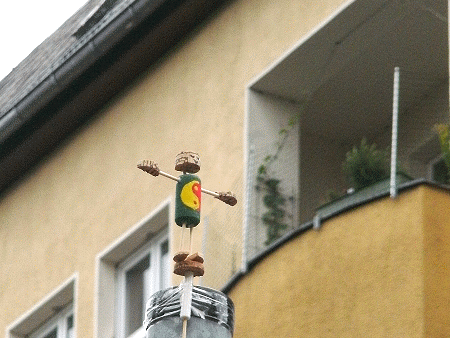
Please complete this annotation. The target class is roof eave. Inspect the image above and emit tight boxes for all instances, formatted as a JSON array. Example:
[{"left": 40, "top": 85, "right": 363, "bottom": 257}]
[{"left": 0, "top": 0, "right": 229, "bottom": 195}]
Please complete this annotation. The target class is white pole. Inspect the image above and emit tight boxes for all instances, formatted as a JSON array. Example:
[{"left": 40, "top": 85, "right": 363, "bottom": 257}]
[
  {"left": 390, "top": 67, "right": 400, "bottom": 198},
  {"left": 242, "top": 146, "right": 254, "bottom": 273},
  {"left": 180, "top": 272, "right": 194, "bottom": 338}
]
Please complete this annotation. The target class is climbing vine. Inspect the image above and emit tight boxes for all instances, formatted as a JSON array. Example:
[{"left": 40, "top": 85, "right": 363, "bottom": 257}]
[
  {"left": 256, "top": 115, "right": 298, "bottom": 245},
  {"left": 435, "top": 123, "right": 450, "bottom": 183}
]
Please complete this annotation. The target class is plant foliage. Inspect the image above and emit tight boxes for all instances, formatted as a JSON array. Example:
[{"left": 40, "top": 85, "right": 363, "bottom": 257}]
[
  {"left": 435, "top": 124, "right": 450, "bottom": 182},
  {"left": 343, "top": 138, "right": 389, "bottom": 191},
  {"left": 256, "top": 177, "right": 288, "bottom": 245},
  {"left": 256, "top": 115, "right": 298, "bottom": 246}
]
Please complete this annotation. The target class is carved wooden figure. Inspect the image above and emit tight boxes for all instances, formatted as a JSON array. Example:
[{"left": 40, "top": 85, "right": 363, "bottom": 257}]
[{"left": 137, "top": 151, "right": 237, "bottom": 338}]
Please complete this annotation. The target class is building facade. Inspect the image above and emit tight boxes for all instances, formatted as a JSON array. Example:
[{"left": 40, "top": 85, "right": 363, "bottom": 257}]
[{"left": 1, "top": 0, "right": 448, "bottom": 337}]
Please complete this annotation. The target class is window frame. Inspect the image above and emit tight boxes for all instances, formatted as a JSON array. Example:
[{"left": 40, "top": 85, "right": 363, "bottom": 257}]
[
  {"left": 94, "top": 198, "right": 173, "bottom": 338},
  {"left": 28, "top": 303, "right": 74, "bottom": 338},
  {"left": 115, "top": 230, "right": 169, "bottom": 338},
  {"left": 6, "top": 274, "right": 78, "bottom": 338}
]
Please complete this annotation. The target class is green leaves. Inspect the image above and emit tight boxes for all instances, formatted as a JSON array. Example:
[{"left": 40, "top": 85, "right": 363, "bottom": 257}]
[
  {"left": 259, "top": 178, "right": 288, "bottom": 245},
  {"left": 257, "top": 164, "right": 291, "bottom": 245},
  {"left": 256, "top": 113, "right": 300, "bottom": 246},
  {"left": 279, "top": 128, "right": 288, "bottom": 136},
  {"left": 342, "top": 138, "right": 389, "bottom": 191},
  {"left": 435, "top": 124, "right": 450, "bottom": 182},
  {"left": 258, "top": 164, "right": 267, "bottom": 176}
]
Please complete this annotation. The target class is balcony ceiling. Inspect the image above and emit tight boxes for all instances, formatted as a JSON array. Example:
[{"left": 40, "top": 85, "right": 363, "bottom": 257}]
[{"left": 252, "top": 0, "right": 448, "bottom": 143}]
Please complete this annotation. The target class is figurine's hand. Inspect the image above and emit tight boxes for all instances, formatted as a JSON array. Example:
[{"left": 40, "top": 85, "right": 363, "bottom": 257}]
[
  {"left": 216, "top": 191, "right": 237, "bottom": 206},
  {"left": 137, "top": 160, "right": 160, "bottom": 176}
]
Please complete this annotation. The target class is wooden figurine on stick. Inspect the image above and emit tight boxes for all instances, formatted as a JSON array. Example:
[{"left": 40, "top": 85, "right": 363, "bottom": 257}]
[{"left": 137, "top": 151, "right": 237, "bottom": 338}]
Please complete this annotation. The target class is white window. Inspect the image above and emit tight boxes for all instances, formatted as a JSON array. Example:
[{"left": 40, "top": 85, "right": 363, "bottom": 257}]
[
  {"left": 29, "top": 304, "right": 74, "bottom": 338},
  {"left": 7, "top": 274, "right": 77, "bottom": 338},
  {"left": 116, "top": 232, "right": 169, "bottom": 338},
  {"left": 95, "top": 199, "right": 172, "bottom": 338}
]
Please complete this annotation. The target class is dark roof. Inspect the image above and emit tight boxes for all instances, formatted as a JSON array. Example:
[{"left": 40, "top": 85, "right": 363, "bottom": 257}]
[
  {"left": 0, "top": 0, "right": 228, "bottom": 195},
  {"left": 0, "top": 0, "right": 100, "bottom": 117}
]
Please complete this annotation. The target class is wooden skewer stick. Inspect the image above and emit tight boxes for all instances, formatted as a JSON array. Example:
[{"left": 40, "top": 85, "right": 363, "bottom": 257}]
[
  {"left": 180, "top": 224, "right": 186, "bottom": 252},
  {"left": 137, "top": 161, "right": 237, "bottom": 206},
  {"left": 159, "top": 170, "right": 180, "bottom": 182},
  {"left": 159, "top": 170, "right": 234, "bottom": 202},
  {"left": 182, "top": 318, "right": 187, "bottom": 338},
  {"left": 180, "top": 271, "right": 194, "bottom": 338},
  {"left": 177, "top": 225, "right": 194, "bottom": 338},
  {"left": 189, "top": 227, "right": 193, "bottom": 254}
]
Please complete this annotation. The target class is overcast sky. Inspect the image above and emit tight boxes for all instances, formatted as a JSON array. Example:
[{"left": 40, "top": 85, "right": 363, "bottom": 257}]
[{"left": 0, "top": 0, "right": 88, "bottom": 81}]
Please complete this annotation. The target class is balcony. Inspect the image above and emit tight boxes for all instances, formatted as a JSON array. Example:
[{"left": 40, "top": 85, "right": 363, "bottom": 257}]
[
  {"left": 228, "top": 182, "right": 450, "bottom": 337},
  {"left": 244, "top": 0, "right": 449, "bottom": 263}
]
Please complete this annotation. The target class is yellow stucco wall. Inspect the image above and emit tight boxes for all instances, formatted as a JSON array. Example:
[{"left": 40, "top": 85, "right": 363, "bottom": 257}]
[
  {"left": 423, "top": 187, "right": 450, "bottom": 337},
  {"left": 228, "top": 186, "right": 450, "bottom": 337},
  {"left": 0, "top": 0, "right": 349, "bottom": 337}
]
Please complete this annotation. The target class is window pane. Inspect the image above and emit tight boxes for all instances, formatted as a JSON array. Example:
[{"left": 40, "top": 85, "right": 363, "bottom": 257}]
[
  {"left": 160, "top": 240, "right": 169, "bottom": 289},
  {"left": 43, "top": 328, "right": 57, "bottom": 338},
  {"left": 66, "top": 314, "right": 74, "bottom": 338},
  {"left": 125, "top": 255, "right": 150, "bottom": 336}
]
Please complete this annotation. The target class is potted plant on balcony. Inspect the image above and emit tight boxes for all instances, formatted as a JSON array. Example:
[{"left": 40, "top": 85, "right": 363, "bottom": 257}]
[
  {"left": 342, "top": 138, "right": 390, "bottom": 191},
  {"left": 315, "top": 138, "right": 411, "bottom": 226}
]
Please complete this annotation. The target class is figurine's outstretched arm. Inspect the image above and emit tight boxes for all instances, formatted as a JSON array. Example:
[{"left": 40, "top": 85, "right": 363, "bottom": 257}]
[{"left": 137, "top": 160, "right": 237, "bottom": 206}]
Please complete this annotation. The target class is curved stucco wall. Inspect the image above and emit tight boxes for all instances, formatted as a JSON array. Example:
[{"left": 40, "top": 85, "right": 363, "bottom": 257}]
[
  {"left": 228, "top": 185, "right": 450, "bottom": 337},
  {"left": 0, "top": 0, "right": 349, "bottom": 337}
]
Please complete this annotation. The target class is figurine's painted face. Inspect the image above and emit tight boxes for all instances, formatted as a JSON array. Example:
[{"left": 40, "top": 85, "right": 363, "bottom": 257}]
[{"left": 180, "top": 180, "right": 201, "bottom": 211}]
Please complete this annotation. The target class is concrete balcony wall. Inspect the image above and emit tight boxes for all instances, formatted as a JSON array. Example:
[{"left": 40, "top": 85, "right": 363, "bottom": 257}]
[{"left": 228, "top": 184, "right": 450, "bottom": 337}]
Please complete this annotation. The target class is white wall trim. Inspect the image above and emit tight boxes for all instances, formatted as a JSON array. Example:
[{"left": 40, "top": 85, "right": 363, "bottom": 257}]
[
  {"left": 93, "top": 197, "right": 172, "bottom": 338},
  {"left": 6, "top": 273, "right": 79, "bottom": 338},
  {"left": 247, "top": 0, "right": 357, "bottom": 89}
]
